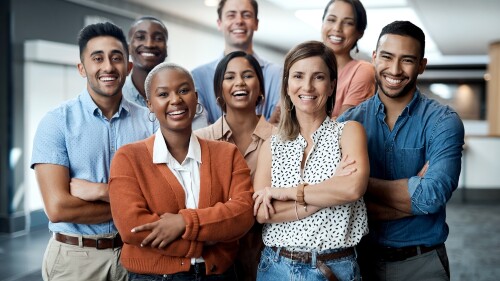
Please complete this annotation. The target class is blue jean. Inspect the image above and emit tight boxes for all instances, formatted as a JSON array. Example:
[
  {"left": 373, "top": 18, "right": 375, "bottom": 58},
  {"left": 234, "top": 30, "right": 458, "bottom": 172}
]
[
  {"left": 128, "top": 264, "right": 237, "bottom": 281},
  {"left": 257, "top": 246, "right": 361, "bottom": 281}
]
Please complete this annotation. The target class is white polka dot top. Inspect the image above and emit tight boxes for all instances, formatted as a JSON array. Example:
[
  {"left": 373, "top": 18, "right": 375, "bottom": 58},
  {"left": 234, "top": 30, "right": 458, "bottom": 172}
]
[{"left": 262, "top": 118, "right": 368, "bottom": 251}]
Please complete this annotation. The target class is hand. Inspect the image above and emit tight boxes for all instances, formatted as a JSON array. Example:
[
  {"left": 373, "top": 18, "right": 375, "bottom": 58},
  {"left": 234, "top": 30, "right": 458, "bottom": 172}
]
[
  {"left": 334, "top": 154, "right": 357, "bottom": 177},
  {"left": 253, "top": 187, "right": 292, "bottom": 219},
  {"left": 131, "top": 213, "right": 186, "bottom": 249},
  {"left": 417, "top": 161, "right": 429, "bottom": 177},
  {"left": 70, "top": 178, "right": 109, "bottom": 202}
]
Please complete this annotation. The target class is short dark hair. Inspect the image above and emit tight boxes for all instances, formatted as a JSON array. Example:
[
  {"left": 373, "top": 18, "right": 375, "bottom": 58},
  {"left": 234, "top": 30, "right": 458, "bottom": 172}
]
[
  {"left": 217, "top": 0, "right": 259, "bottom": 20},
  {"left": 377, "top": 20, "right": 426, "bottom": 59},
  {"left": 128, "top": 16, "right": 169, "bottom": 41},
  {"left": 322, "top": 0, "right": 367, "bottom": 51},
  {"left": 78, "top": 22, "right": 129, "bottom": 60},
  {"left": 213, "top": 51, "right": 265, "bottom": 112}
]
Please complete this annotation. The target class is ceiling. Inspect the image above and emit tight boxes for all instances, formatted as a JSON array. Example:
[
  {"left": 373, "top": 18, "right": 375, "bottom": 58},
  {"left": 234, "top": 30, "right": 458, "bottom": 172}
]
[{"left": 126, "top": 0, "right": 500, "bottom": 66}]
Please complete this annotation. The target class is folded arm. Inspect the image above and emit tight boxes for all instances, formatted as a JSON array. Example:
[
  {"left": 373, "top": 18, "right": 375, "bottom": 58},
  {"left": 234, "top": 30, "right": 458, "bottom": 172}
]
[
  {"left": 253, "top": 121, "right": 370, "bottom": 223},
  {"left": 34, "top": 163, "right": 112, "bottom": 224}
]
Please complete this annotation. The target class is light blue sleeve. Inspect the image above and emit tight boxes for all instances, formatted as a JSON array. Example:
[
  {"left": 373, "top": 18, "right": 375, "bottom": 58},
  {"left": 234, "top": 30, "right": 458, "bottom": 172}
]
[{"left": 30, "top": 110, "right": 69, "bottom": 169}]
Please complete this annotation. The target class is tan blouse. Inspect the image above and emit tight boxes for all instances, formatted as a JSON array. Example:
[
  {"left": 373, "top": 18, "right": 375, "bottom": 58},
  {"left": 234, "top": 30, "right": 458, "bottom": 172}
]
[{"left": 194, "top": 115, "right": 276, "bottom": 178}]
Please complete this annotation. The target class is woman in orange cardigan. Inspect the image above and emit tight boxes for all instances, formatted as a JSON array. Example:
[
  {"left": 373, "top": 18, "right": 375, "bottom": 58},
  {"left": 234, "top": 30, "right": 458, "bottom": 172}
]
[{"left": 109, "top": 62, "right": 254, "bottom": 280}]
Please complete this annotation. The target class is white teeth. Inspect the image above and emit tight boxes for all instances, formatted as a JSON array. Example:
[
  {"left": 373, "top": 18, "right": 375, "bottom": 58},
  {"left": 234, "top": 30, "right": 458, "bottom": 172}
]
[
  {"left": 233, "top": 29, "right": 245, "bottom": 34},
  {"left": 299, "top": 95, "right": 316, "bottom": 100},
  {"left": 168, "top": 110, "right": 186, "bottom": 116},
  {"left": 329, "top": 36, "right": 342, "bottom": 42},
  {"left": 385, "top": 77, "right": 402, "bottom": 84},
  {"left": 141, "top": 52, "right": 155, "bottom": 57},
  {"left": 233, "top": 90, "right": 248, "bottom": 96},
  {"left": 100, "top": 77, "right": 116, "bottom": 82}
]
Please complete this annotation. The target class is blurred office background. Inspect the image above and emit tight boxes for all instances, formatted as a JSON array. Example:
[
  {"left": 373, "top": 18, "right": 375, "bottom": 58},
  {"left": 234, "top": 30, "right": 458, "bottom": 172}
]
[{"left": 1, "top": 0, "right": 500, "bottom": 280}]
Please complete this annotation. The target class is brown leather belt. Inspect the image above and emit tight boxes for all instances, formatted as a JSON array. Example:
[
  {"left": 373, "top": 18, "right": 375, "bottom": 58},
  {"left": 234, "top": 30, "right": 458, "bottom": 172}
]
[
  {"left": 54, "top": 233, "right": 123, "bottom": 249},
  {"left": 378, "top": 243, "right": 443, "bottom": 262},
  {"left": 271, "top": 247, "right": 355, "bottom": 281}
]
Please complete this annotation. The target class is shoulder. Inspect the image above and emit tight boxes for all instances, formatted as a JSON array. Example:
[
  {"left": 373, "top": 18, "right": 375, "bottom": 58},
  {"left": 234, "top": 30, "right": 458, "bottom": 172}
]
[
  {"left": 194, "top": 124, "right": 216, "bottom": 140},
  {"left": 351, "top": 60, "right": 375, "bottom": 77},
  {"left": 199, "top": 137, "right": 238, "bottom": 154},
  {"left": 194, "top": 117, "right": 223, "bottom": 140},
  {"left": 337, "top": 96, "right": 374, "bottom": 122},
  {"left": 418, "top": 94, "right": 464, "bottom": 131},
  {"left": 192, "top": 59, "right": 218, "bottom": 76},
  {"left": 115, "top": 136, "right": 152, "bottom": 159},
  {"left": 255, "top": 118, "right": 277, "bottom": 140}
]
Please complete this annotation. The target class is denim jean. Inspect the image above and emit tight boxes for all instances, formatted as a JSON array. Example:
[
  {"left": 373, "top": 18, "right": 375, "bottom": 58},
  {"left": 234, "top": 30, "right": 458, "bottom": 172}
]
[
  {"left": 128, "top": 264, "right": 237, "bottom": 281},
  {"left": 256, "top": 246, "right": 361, "bottom": 281}
]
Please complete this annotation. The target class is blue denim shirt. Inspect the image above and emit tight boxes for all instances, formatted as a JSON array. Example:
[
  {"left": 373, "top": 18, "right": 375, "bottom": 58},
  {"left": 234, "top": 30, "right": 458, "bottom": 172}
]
[
  {"left": 31, "top": 89, "right": 158, "bottom": 235},
  {"left": 192, "top": 53, "right": 282, "bottom": 123},
  {"left": 338, "top": 90, "right": 464, "bottom": 247}
]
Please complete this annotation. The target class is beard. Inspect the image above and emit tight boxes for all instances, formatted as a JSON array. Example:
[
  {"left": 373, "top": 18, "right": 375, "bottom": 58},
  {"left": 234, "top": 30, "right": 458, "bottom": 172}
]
[{"left": 376, "top": 74, "right": 417, "bottom": 99}]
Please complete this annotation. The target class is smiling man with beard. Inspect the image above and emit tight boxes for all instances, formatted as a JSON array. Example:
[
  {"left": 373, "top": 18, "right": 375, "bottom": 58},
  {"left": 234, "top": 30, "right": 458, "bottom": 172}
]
[
  {"left": 338, "top": 21, "right": 464, "bottom": 281},
  {"left": 124, "top": 16, "right": 208, "bottom": 129}
]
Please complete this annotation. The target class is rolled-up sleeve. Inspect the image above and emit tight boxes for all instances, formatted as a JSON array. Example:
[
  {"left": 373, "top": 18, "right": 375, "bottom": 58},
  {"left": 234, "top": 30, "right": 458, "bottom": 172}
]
[{"left": 409, "top": 112, "right": 464, "bottom": 215}]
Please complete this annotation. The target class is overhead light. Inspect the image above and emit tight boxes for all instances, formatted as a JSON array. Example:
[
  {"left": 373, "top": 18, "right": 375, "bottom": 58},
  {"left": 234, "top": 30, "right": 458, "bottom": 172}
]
[{"left": 204, "top": 0, "right": 218, "bottom": 7}]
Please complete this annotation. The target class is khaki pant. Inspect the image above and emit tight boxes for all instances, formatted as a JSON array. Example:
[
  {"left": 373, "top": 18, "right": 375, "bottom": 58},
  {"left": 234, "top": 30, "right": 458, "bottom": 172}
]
[{"left": 42, "top": 235, "right": 128, "bottom": 281}]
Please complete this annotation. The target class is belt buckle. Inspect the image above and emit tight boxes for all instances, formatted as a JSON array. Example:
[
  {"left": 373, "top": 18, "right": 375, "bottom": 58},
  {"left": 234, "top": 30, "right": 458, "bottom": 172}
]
[{"left": 95, "top": 237, "right": 111, "bottom": 250}]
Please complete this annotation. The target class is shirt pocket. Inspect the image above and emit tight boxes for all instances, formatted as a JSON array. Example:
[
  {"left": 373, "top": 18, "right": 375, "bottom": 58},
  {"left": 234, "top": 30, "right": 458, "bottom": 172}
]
[{"left": 395, "top": 146, "right": 425, "bottom": 177}]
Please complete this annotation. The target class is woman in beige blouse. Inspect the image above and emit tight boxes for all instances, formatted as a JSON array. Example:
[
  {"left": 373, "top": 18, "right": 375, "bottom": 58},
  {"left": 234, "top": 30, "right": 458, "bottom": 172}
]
[{"left": 195, "top": 51, "right": 275, "bottom": 281}]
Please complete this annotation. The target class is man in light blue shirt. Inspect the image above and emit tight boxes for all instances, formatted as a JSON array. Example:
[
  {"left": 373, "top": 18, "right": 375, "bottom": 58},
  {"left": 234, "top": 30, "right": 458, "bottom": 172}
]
[
  {"left": 192, "top": 0, "right": 282, "bottom": 124},
  {"left": 338, "top": 21, "right": 464, "bottom": 281},
  {"left": 30, "top": 22, "right": 158, "bottom": 281}
]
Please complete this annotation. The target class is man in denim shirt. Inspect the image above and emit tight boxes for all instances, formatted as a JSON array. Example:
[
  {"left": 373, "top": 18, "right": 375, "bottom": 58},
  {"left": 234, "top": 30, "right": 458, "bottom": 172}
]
[
  {"left": 31, "top": 22, "right": 158, "bottom": 281},
  {"left": 338, "top": 21, "right": 464, "bottom": 281}
]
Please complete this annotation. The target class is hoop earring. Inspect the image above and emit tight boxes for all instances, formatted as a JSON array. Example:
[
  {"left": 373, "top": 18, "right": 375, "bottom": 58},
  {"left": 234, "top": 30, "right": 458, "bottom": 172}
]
[
  {"left": 257, "top": 94, "right": 265, "bottom": 105},
  {"left": 196, "top": 102, "right": 204, "bottom": 115},
  {"left": 148, "top": 112, "right": 157, "bottom": 122}
]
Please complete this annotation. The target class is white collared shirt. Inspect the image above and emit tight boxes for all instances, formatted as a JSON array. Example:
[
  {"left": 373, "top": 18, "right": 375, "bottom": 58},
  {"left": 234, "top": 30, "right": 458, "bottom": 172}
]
[{"left": 152, "top": 129, "right": 203, "bottom": 263}]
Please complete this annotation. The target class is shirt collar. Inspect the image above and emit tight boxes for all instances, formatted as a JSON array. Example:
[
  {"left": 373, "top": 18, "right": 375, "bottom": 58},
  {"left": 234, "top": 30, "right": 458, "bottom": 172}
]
[
  {"left": 215, "top": 115, "right": 273, "bottom": 141},
  {"left": 373, "top": 88, "right": 422, "bottom": 117},
  {"left": 152, "top": 129, "right": 202, "bottom": 166},
  {"left": 81, "top": 88, "right": 130, "bottom": 118}
]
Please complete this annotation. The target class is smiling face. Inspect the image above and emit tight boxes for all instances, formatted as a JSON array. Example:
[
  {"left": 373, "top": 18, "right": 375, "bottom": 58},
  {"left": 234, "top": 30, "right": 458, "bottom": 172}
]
[
  {"left": 129, "top": 20, "right": 167, "bottom": 72},
  {"left": 221, "top": 56, "right": 261, "bottom": 113},
  {"left": 217, "top": 0, "right": 259, "bottom": 50},
  {"left": 373, "top": 34, "right": 427, "bottom": 101},
  {"left": 147, "top": 68, "right": 198, "bottom": 134},
  {"left": 287, "top": 56, "right": 336, "bottom": 119},
  {"left": 321, "top": 0, "right": 361, "bottom": 56},
  {"left": 78, "top": 36, "right": 132, "bottom": 100}
]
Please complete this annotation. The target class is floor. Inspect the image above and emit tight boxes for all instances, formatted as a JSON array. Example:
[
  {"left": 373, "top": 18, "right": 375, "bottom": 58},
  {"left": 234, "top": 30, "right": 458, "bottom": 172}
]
[{"left": 1, "top": 202, "right": 499, "bottom": 281}]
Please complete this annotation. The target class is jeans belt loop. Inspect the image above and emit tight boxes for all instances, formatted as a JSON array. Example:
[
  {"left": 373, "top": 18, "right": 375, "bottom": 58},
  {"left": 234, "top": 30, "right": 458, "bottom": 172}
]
[
  {"left": 274, "top": 247, "right": 281, "bottom": 262},
  {"left": 311, "top": 250, "right": 317, "bottom": 269},
  {"left": 78, "top": 236, "right": 83, "bottom": 248}
]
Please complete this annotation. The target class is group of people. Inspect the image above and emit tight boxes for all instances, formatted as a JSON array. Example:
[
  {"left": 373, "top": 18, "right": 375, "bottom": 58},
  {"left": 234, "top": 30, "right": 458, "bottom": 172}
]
[{"left": 30, "top": 0, "right": 465, "bottom": 281}]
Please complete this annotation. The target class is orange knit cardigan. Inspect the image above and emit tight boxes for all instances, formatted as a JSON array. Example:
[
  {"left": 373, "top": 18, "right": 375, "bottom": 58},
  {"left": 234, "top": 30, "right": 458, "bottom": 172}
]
[{"left": 109, "top": 135, "right": 255, "bottom": 275}]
